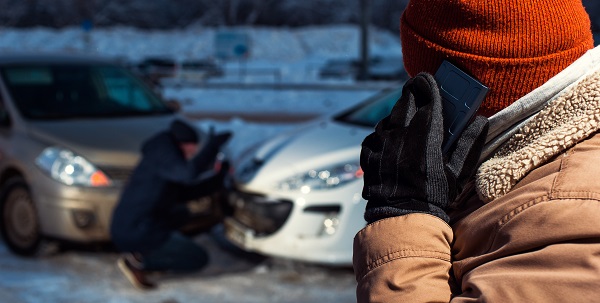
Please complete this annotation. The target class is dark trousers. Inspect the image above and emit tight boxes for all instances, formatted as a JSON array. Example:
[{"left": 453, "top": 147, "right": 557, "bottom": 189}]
[{"left": 141, "top": 232, "right": 209, "bottom": 272}]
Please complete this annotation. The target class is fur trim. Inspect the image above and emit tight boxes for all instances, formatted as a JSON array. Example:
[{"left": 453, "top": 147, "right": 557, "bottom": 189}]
[{"left": 476, "top": 70, "right": 600, "bottom": 202}]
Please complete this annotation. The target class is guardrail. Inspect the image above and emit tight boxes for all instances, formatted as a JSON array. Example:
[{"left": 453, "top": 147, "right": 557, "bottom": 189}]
[{"left": 161, "top": 78, "right": 401, "bottom": 91}]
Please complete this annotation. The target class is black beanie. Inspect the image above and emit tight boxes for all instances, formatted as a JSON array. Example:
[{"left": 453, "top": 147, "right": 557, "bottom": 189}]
[{"left": 170, "top": 119, "right": 198, "bottom": 143}]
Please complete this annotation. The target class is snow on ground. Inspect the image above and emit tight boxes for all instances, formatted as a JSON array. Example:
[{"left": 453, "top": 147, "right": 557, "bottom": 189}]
[
  {"left": 0, "top": 24, "right": 402, "bottom": 65},
  {"left": 0, "top": 229, "right": 357, "bottom": 303}
]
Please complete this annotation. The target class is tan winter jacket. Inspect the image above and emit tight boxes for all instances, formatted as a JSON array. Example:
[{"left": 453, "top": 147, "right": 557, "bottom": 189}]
[{"left": 353, "top": 47, "right": 600, "bottom": 302}]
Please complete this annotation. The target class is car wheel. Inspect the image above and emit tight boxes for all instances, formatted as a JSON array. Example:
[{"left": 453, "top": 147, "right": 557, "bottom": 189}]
[{"left": 0, "top": 177, "right": 55, "bottom": 256}]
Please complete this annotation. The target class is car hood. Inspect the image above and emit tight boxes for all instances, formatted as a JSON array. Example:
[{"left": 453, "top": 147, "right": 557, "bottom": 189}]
[
  {"left": 234, "top": 119, "right": 371, "bottom": 187},
  {"left": 27, "top": 115, "right": 176, "bottom": 167}
]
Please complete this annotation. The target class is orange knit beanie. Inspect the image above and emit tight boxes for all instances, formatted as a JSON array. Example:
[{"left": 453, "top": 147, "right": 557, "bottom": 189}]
[{"left": 400, "top": 0, "right": 594, "bottom": 116}]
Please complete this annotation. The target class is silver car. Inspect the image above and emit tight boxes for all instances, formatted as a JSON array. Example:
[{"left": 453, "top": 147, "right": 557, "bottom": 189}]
[{"left": 0, "top": 53, "right": 182, "bottom": 256}]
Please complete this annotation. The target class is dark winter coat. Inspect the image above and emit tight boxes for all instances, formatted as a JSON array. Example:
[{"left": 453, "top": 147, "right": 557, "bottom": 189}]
[{"left": 110, "top": 131, "right": 222, "bottom": 253}]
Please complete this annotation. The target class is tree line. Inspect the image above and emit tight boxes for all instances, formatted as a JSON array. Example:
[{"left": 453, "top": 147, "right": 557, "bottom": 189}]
[
  {"left": 0, "top": 0, "right": 598, "bottom": 34},
  {"left": 0, "top": 0, "right": 407, "bottom": 33}
]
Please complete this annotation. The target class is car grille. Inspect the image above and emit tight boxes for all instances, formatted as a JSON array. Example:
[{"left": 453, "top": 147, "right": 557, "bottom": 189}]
[
  {"left": 98, "top": 166, "right": 133, "bottom": 185},
  {"left": 228, "top": 190, "right": 293, "bottom": 236}
]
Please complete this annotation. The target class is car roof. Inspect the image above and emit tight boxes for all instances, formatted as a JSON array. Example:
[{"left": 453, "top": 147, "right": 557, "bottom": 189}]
[{"left": 0, "top": 52, "right": 122, "bottom": 66}]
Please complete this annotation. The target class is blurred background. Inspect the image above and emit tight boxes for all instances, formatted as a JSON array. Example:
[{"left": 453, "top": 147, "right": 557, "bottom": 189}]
[
  {"left": 1, "top": 0, "right": 597, "bottom": 89},
  {"left": 0, "top": 0, "right": 598, "bottom": 33},
  {"left": 0, "top": 0, "right": 406, "bottom": 30}
]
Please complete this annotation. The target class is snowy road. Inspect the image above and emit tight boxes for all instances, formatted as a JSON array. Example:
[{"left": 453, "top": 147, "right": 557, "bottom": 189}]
[{"left": 0, "top": 226, "right": 357, "bottom": 303}]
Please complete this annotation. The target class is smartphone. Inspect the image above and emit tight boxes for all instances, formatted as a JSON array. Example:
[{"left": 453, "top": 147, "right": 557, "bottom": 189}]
[{"left": 434, "top": 60, "right": 489, "bottom": 154}]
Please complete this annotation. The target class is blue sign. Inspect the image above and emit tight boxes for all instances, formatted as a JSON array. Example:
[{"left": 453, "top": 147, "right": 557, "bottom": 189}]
[
  {"left": 81, "top": 19, "right": 93, "bottom": 32},
  {"left": 215, "top": 31, "right": 251, "bottom": 60}
]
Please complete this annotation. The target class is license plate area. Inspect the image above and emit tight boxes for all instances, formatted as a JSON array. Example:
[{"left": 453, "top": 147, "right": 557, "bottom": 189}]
[{"left": 224, "top": 217, "right": 254, "bottom": 247}]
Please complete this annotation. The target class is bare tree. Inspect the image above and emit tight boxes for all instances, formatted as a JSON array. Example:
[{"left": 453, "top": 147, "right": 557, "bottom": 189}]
[
  {"left": 244, "top": 0, "right": 278, "bottom": 25},
  {"left": 3, "top": 0, "right": 598, "bottom": 39},
  {"left": 0, "top": 0, "right": 29, "bottom": 26},
  {"left": 0, "top": 0, "right": 403, "bottom": 30}
]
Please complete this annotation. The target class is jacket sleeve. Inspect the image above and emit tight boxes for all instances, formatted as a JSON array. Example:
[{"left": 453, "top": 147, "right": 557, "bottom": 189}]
[
  {"left": 353, "top": 213, "right": 455, "bottom": 303},
  {"left": 154, "top": 145, "right": 219, "bottom": 185}
]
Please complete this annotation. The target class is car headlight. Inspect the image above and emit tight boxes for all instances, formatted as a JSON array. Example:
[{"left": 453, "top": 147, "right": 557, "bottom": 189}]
[
  {"left": 35, "top": 147, "right": 112, "bottom": 187},
  {"left": 276, "top": 162, "right": 363, "bottom": 193}
]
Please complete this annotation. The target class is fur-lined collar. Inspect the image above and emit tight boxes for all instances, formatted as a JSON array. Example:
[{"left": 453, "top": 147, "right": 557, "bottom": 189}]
[{"left": 476, "top": 70, "right": 600, "bottom": 202}]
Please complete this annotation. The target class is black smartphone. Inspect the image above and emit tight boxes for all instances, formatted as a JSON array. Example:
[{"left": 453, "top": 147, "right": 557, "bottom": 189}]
[{"left": 434, "top": 60, "right": 489, "bottom": 154}]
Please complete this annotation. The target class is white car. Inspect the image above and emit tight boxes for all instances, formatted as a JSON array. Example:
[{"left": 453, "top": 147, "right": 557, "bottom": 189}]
[{"left": 223, "top": 86, "right": 403, "bottom": 266}]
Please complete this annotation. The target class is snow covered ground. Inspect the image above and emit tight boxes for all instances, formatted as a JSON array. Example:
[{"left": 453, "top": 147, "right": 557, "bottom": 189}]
[
  {"left": 0, "top": 24, "right": 402, "bottom": 64},
  {"left": 0, "top": 24, "right": 404, "bottom": 302},
  {"left": 0, "top": 228, "right": 358, "bottom": 303}
]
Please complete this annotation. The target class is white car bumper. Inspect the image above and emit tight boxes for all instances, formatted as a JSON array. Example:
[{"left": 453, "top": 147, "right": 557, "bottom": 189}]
[{"left": 223, "top": 182, "right": 366, "bottom": 266}]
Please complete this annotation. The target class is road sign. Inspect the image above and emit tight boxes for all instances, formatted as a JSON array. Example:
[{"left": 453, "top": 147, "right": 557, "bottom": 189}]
[
  {"left": 81, "top": 19, "right": 93, "bottom": 32},
  {"left": 215, "top": 31, "right": 251, "bottom": 60}
]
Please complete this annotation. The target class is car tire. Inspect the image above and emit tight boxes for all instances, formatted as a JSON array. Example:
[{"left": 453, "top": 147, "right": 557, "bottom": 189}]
[{"left": 0, "top": 177, "right": 58, "bottom": 256}]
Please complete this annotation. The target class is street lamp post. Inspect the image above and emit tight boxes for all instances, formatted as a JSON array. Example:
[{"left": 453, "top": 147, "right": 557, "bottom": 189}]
[{"left": 357, "top": 0, "right": 371, "bottom": 81}]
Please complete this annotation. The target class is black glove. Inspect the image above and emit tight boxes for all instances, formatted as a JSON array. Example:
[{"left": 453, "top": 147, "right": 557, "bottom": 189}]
[
  {"left": 202, "top": 129, "right": 232, "bottom": 154},
  {"left": 360, "top": 73, "right": 488, "bottom": 223},
  {"left": 191, "top": 129, "right": 232, "bottom": 171},
  {"left": 215, "top": 131, "right": 233, "bottom": 147}
]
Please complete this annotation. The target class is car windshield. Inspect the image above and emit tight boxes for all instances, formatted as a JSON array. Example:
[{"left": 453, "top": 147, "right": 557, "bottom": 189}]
[
  {"left": 334, "top": 87, "right": 403, "bottom": 127},
  {"left": 0, "top": 63, "right": 172, "bottom": 120}
]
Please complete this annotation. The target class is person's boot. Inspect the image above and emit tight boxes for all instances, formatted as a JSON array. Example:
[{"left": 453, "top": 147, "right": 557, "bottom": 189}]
[{"left": 117, "top": 253, "right": 157, "bottom": 290}]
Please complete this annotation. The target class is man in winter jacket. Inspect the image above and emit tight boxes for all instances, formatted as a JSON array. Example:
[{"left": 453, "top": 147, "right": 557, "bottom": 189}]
[
  {"left": 111, "top": 119, "right": 231, "bottom": 290},
  {"left": 354, "top": 0, "right": 600, "bottom": 302}
]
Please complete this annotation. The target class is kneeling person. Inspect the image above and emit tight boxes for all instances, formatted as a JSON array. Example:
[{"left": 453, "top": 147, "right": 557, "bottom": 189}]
[{"left": 110, "top": 119, "right": 231, "bottom": 290}]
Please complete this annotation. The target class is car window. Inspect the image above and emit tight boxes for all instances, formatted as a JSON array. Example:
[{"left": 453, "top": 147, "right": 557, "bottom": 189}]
[
  {"left": 96, "top": 67, "right": 157, "bottom": 111},
  {"left": 0, "top": 64, "right": 172, "bottom": 120},
  {"left": 335, "top": 88, "right": 402, "bottom": 127}
]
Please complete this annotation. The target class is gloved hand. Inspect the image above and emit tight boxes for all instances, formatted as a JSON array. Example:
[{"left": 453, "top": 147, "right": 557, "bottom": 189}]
[
  {"left": 215, "top": 131, "right": 233, "bottom": 147},
  {"left": 201, "top": 128, "right": 232, "bottom": 153},
  {"left": 192, "top": 129, "right": 233, "bottom": 171},
  {"left": 360, "top": 73, "right": 488, "bottom": 223}
]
